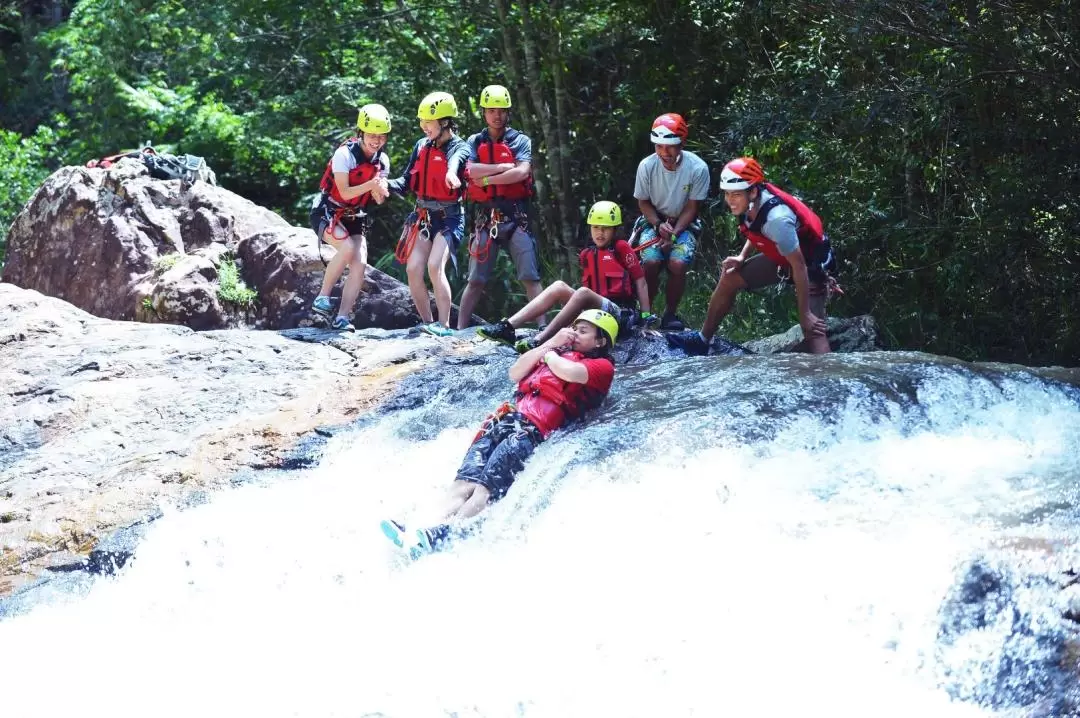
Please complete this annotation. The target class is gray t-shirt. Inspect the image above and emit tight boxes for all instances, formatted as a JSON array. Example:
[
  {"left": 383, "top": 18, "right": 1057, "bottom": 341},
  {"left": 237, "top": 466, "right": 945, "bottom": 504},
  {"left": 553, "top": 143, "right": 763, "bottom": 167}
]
[
  {"left": 633, "top": 150, "right": 710, "bottom": 219},
  {"left": 747, "top": 189, "right": 799, "bottom": 255}
]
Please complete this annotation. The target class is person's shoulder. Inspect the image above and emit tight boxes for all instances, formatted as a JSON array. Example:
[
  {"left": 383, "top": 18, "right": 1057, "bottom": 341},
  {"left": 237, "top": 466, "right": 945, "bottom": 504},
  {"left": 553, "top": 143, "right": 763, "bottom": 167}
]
[
  {"left": 681, "top": 150, "right": 709, "bottom": 170},
  {"left": 583, "top": 356, "right": 616, "bottom": 387},
  {"left": 612, "top": 239, "right": 634, "bottom": 256},
  {"left": 465, "top": 130, "right": 484, "bottom": 146}
]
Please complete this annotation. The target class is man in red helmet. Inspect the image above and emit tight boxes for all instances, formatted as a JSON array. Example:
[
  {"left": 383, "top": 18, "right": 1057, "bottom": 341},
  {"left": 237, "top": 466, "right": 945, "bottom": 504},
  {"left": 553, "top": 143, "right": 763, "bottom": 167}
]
[
  {"left": 632, "top": 113, "right": 710, "bottom": 330},
  {"left": 669, "top": 157, "right": 835, "bottom": 355}
]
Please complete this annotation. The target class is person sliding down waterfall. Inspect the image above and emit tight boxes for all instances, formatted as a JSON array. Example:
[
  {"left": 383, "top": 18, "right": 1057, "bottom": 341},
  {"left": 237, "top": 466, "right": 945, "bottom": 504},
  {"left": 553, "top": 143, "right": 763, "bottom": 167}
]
[{"left": 380, "top": 310, "right": 618, "bottom": 559}]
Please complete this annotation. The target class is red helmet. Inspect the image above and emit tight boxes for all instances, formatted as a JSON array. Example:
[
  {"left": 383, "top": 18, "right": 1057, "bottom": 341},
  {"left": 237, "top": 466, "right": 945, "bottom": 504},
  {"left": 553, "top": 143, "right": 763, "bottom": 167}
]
[
  {"left": 719, "top": 157, "right": 765, "bottom": 191},
  {"left": 650, "top": 113, "right": 688, "bottom": 145}
]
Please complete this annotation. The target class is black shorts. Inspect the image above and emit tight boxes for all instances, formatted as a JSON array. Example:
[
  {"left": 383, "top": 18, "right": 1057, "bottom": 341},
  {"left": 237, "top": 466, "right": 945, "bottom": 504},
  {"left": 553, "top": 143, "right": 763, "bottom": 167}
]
[
  {"left": 456, "top": 413, "right": 543, "bottom": 499},
  {"left": 309, "top": 201, "right": 369, "bottom": 240}
]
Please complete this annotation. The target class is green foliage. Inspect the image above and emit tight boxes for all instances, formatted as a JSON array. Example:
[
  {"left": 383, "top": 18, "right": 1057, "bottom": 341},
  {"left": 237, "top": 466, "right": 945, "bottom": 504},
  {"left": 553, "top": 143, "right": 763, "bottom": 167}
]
[
  {"left": 0, "top": 123, "right": 66, "bottom": 266},
  {"left": 153, "top": 252, "right": 182, "bottom": 274},
  {"left": 216, "top": 257, "right": 257, "bottom": 308}
]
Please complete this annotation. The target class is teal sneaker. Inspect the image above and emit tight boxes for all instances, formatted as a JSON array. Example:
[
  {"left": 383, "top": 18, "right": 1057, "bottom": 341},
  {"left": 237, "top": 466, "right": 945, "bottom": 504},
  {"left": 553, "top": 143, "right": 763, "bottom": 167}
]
[
  {"left": 331, "top": 315, "right": 354, "bottom": 331},
  {"left": 312, "top": 295, "right": 333, "bottom": 317},
  {"left": 421, "top": 322, "right": 453, "bottom": 337}
]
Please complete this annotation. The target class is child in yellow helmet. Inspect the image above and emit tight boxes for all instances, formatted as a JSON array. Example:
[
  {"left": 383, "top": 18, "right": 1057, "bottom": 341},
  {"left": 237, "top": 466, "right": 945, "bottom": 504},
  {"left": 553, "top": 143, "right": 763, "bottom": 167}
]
[
  {"left": 477, "top": 200, "right": 656, "bottom": 351},
  {"left": 381, "top": 309, "right": 618, "bottom": 558}
]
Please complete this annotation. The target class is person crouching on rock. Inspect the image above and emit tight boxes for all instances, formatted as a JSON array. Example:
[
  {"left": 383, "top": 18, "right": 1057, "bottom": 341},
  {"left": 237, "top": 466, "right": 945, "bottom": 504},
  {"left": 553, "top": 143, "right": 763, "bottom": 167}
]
[
  {"left": 309, "top": 103, "right": 392, "bottom": 331},
  {"left": 381, "top": 309, "right": 618, "bottom": 558},
  {"left": 386, "top": 91, "right": 471, "bottom": 337},
  {"left": 476, "top": 201, "right": 656, "bottom": 353}
]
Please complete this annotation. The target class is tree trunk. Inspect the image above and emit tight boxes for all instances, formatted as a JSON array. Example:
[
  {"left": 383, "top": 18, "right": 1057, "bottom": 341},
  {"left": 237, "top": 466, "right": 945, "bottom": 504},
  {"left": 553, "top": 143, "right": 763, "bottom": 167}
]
[
  {"left": 548, "top": 3, "right": 578, "bottom": 271},
  {"left": 519, "top": 0, "right": 573, "bottom": 275}
]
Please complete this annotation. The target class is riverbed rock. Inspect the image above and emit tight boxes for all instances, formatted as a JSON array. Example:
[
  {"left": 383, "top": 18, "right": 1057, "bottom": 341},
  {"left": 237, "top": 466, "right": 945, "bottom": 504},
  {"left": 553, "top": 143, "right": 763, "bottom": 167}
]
[{"left": 1, "top": 161, "right": 456, "bottom": 330}]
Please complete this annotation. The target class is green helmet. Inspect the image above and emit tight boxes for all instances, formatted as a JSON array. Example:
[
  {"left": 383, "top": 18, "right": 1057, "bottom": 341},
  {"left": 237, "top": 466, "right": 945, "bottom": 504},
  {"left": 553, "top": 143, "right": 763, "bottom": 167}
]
[
  {"left": 417, "top": 91, "right": 458, "bottom": 120},
  {"left": 357, "top": 104, "right": 391, "bottom": 134},
  {"left": 586, "top": 200, "right": 622, "bottom": 227},
  {"left": 480, "top": 84, "right": 512, "bottom": 109},
  {"left": 575, "top": 309, "right": 619, "bottom": 346}
]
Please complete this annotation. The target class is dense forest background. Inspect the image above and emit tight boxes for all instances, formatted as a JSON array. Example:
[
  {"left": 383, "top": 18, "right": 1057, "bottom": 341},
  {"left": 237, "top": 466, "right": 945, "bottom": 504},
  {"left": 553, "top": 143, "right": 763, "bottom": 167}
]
[{"left": 1, "top": 0, "right": 1077, "bottom": 365}]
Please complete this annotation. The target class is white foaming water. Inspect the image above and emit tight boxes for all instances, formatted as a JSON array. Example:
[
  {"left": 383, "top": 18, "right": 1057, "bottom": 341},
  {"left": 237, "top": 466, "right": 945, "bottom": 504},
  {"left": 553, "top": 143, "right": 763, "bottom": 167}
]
[{"left": 2, "top": 376, "right": 1079, "bottom": 718}]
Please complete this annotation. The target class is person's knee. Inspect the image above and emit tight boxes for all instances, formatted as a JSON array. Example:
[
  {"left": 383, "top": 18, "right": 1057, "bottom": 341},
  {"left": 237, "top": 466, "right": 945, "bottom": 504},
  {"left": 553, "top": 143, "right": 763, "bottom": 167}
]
[
  {"left": 572, "top": 286, "right": 599, "bottom": 305},
  {"left": 667, "top": 259, "right": 688, "bottom": 276},
  {"left": 716, "top": 271, "right": 744, "bottom": 295},
  {"left": 551, "top": 280, "right": 573, "bottom": 297},
  {"left": 643, "top": 260, "right": 661, "bottom": 275},
  {"left": 406, "top": 260, "right": 425, "bottom": 281}
]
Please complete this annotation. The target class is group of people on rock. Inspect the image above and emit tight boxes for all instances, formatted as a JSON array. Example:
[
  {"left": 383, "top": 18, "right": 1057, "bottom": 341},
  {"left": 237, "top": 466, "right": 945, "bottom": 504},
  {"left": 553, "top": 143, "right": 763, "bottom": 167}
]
[
  {"left": 308, "top": 85, "right": 839, "bottom": 556},
  {"left": 309, "top": 84, "right": 837, "bottom": 354}
]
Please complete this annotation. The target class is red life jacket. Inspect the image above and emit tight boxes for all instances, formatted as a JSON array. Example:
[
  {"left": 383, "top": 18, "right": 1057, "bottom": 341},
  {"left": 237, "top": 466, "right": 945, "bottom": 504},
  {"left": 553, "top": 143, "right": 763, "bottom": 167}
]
[
  {"left": 408, "top": 140, "right": 462, "bottom": 202},
  {"left": 737, "top": 183, "right": 825, "bottom": 267},
  {"left": 515, "top": 351, "right": 611, "bottom": 436},
  {"left": 580, "top": 246, "right": 633, "bottom": 302},
  {"left": 465, "top": 129, "right": 532, "bottom": 203},
  {"left": 318, "top": 139, "right": 384, "bottom": 208}
]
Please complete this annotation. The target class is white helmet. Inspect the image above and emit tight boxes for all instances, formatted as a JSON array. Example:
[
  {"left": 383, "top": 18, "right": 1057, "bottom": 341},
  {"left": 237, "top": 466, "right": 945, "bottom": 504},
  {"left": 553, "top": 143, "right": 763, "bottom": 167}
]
[{"left": 649, "top": 125, "right": 682, "bottom": 145}]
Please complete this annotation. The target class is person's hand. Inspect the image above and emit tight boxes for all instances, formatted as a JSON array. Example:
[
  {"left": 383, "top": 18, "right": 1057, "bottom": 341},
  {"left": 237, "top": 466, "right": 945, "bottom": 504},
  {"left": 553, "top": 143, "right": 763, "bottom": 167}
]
[
  {"left": 445, "top": 172, "right": 462, "bottom": 191},
  {"left": 800, "top": 311, "right": 827, "bottom": 338},
  {"left": 658, "top": 221, "right": 676, "bottom": 240},
  {"left": 543, "top": 327, "right": 577, "bottom": 350},
  {"left": 639, "top": 311, "right": 659, "bottom": 329},
  {"left": 371, "top": 177, "right": 389, "bottom": 201},
  {"left": 722, "top": 255, "right": 744, "bottom": 275}
]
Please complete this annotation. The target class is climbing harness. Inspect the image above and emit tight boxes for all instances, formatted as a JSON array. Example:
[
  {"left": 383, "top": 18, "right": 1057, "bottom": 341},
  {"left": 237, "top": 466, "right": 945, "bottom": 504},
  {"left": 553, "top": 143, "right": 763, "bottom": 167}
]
[
  {"left": 469, "top": 208, "right": 503, "bottom": 264},
  {"left": 395, "top": 208, "right": 431, "bottom": 264},
  {"left": 471, "top": 402, "right": 517, "bottom": 444}
]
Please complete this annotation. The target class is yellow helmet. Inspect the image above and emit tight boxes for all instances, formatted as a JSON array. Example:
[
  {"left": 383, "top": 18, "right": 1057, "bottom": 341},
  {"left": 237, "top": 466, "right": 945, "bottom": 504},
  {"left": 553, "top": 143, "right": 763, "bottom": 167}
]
[
  {"left": 586, "top": 200, "right": 622, "bottom": 227},
  {"left": 574, "top": 309, "right": 619, "bottom": 346},
  {"left": 417, "top": 91, "right": 458, "bottom": 120},
  {"left": 357, "top": 104, "right": 391, "bottom": 134},
  {"left": 479, "top": 84, "right": 512, "bottom": 109}
]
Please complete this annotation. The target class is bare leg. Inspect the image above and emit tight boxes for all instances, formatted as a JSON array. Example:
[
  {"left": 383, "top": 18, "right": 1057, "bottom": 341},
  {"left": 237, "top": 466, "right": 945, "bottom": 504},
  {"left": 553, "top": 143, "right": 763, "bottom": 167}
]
[
  {"left": 454, "top": 483, "right": 492, "bottom": 520},
  {"left": 337, "top": 234, "right": 368, "bottom": 319},
  {"left": 507, "top": 280, "right": 574, "bottom": 328},
  {"left": 457, "top": 280, "right": 485, "bottom": 330},
  {"left": 436, "top": 480, "right": 491, "bottom": 521},
  {"left": 701, "top": 271, "right": 746, "bottom": 341},
  {"left": 531, "top": 286, "right": 604, "bottom": 345},
  {"left": 318, "top": 228, "right": 353, "bottom": 297},
  {"left": 521, "top": 279, "right": 547, "bottom": 328},
  {"left": 427, "top": 233, "right": 452, "bottom": 326},
  {"left": 406, "top": 235, "right": 434, "bottom": 323},
  {"left": 643, "top": 261, "right": 662, "bottom": 304},
  {"left": 665, "top": 258, "right": 688, "bottom": 317},
  {"left": 802, "top": 283, "right": 832, "bottom": 354}
]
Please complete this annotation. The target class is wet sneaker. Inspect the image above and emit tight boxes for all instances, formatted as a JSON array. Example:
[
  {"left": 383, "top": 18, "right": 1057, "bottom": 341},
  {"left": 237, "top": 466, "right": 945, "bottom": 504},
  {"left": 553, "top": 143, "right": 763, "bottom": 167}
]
[
  {"left": 513, "top": 337, "right": 538, "bottom": 354},
  {"left": 331, "top": 315, "right": 354, "bottom": 331},
  {"left": 421, "top": 322, "right": 453, "bottom": 337},
  {"left": 660, "top": 313, "right": 685, "bottom": 331},
  {"left": 477, "top": 319, "right": 517, "bottom": 345},
  {"left": 380, "top": 519, "right": 425, "bottom": 560},
  {"left": 312, "top": 295, "right": 333, "bottom": 317}
]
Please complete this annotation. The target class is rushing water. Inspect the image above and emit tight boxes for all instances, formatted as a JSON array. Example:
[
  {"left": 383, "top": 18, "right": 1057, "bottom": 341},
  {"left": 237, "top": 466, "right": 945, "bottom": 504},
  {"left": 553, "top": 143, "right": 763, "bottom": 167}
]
[{"left": 2, "top": 349, "right": 1079, "bottom": 717}]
